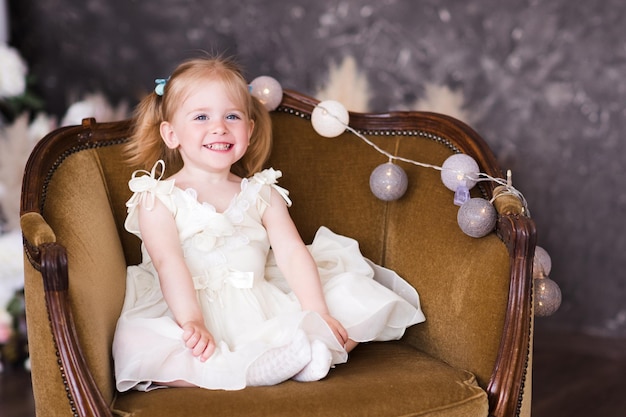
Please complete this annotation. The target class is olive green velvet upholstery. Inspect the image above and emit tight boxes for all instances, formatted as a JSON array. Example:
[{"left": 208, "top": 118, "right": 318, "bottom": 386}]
[{"left": 21, "top": 91, "right": 533, "bottom": 417}]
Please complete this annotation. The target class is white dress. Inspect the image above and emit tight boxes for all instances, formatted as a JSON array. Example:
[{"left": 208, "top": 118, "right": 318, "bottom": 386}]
[{"left": 112, "top": 162, "right": 425, "bottom": 392}]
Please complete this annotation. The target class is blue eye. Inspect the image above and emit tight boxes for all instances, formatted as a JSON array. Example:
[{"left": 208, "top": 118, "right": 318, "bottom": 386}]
[
  {"left": 195, "top": 114, "right": 208, "bottom": 121},
  {"left": 226, "top": 113, "right": 242, "bottom": 120}
]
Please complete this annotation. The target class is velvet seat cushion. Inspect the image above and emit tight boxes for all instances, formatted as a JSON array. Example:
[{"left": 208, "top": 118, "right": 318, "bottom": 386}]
[{"left": 111, "top": 341, "right": 487, "bottom": 417}]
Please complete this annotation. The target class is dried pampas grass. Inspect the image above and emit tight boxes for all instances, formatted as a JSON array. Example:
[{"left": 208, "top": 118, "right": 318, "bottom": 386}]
[
  {"left": 0, "top": 92, "right": 129, "bottom": 233},
  {"left": 0, "top": 112, "right": 56, "bottom": 232},
  {"left": 410, "top": 83, "right": 472, "bottom": 124},
  {"left": 315, "top": 55, "right": 371, "bottom": 113},
  {"left": 315, "top": 56, "right": 471, "bottom": 125}
]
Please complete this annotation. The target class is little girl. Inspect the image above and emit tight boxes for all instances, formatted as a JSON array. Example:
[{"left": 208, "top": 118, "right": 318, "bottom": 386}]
[{"left": 112, "top": 56, "right": 425, "bottom": 392}]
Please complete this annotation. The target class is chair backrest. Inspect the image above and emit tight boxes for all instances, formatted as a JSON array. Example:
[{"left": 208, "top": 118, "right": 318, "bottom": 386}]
[
  {"left": 21, "top": 89, "right": 534, "bottom": 417},
  {"left": 267, "top": 93, "right": 512, "bottom": 390}
]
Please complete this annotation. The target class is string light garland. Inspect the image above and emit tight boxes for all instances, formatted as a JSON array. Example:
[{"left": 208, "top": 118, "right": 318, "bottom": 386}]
[
  {"left": 249, "top": 77, "right": 560, "bottom": 316},
  {"left": 310, "top": 99, "right": 528, "bottom": 236}
]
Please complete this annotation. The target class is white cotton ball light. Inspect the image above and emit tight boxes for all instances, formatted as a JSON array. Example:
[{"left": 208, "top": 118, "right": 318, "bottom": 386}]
[
  {"left": 532, "top": 245, "right": 552, "bottom": 278},
  {"left": 534, "top": 276, "right": 562, "bottom": 317},
  {"left": 441, "top": 154, "right": 480, "bottom": 192},
  {"left": 369, "top": 162, "right": 408, "bottom": 201},
  {"left": 311, "top": 100, "right": 349, "bottom": 138},
  {"left": 457, "top": 198, "right": 497, "bottom": 238},
  {"left": 532, "top": 245, "right": 561, "bottom": 317},
  {"left": 249, "top": 76, "right": 283, "bottom": 111}
]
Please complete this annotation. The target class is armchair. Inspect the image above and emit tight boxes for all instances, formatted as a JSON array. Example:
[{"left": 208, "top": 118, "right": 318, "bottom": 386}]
[{"left": 21, "top": 89, "right": 535, "bottom": 416}]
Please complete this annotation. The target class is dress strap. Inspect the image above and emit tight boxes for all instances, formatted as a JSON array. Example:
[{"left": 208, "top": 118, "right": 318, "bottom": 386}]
[
  {"left": 251, "top": 168, "right": 292, "bottom": 207},
  {"left": 126, "top": 160, "right": 175, "bottom": 211},
  {"left": 270, "top": 183, "right": 292, "bottom": 207}
]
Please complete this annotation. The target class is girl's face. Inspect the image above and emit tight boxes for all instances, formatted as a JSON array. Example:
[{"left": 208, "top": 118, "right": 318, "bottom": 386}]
[{"left": 160, "top": 79, "right": 254, "bottom": 176}]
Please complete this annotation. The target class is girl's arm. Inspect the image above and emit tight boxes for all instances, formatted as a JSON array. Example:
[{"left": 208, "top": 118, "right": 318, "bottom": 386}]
[
  {"left": 138, "top": 198, "right": 216, "bottom": 361},
  {"left": 263, "top": 189, "right": 348, "bottom": 347}
]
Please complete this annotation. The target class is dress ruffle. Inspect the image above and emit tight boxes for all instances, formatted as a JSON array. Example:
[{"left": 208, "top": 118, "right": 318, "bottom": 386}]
[{"left": 266, "top": 226, "right": 425, "bottom": 342}]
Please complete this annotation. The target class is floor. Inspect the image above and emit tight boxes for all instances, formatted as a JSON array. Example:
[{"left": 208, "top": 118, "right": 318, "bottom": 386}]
[
  {"left": 531, "top": 326, "right": 626, "bottom": 417},
  {"left": 1, "top": 328, "right": 625, "bottom": 417},
  {"left": 0, "top": 363, "right": 35, "bottom": 417}
]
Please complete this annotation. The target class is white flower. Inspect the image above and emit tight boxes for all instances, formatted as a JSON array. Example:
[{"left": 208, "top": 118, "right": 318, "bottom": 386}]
[{"left": 0, "top": 44, "right": 28, "bottom": 98}]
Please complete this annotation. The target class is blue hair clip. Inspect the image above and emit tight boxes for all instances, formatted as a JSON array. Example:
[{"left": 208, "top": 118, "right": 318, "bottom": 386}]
[{"left": 154, "top": 78, "right": 169, "bottom": 96}]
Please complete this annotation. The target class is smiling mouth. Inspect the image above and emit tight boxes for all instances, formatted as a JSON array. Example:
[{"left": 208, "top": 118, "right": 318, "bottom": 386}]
[{"left": 205, "top": 143, "right": 233, "bottom": 151}]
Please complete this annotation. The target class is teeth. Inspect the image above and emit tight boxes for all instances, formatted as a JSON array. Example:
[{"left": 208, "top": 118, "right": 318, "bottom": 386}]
[{"left": 206, "top": 143, "right": 232, "bottom": 150}]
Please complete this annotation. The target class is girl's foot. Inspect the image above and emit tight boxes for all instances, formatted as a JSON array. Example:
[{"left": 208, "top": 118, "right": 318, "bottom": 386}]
[
  {"left": 292, "top": 339, "right": 332, "bottom": 382},
  {"left": 247, "top": 330, "right": 311, "bottom": 386}
]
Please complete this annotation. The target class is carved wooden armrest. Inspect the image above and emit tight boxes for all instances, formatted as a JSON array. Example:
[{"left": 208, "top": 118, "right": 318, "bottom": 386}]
[
  {"left": 487, "top": 190, "right": 536, "bottom": 417},
  {"left": 21, "top": 212, "right": 114, "bottom": 417}
]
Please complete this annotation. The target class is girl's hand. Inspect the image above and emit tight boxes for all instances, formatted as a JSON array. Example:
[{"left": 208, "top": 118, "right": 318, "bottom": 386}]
[
  {"left": 181, "top": 320, "right": 216, "bottom": 362},
  {"left": 320, "top": 313, "right": 349, "bottom": 347}
]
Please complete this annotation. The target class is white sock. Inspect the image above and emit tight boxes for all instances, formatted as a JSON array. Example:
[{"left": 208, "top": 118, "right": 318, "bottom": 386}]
[
  {"left": 292, "top": 339, "right": 333, "bottom": 382},
  {"left": 247, "top": 330, "right": 311, "bottom": 386}
]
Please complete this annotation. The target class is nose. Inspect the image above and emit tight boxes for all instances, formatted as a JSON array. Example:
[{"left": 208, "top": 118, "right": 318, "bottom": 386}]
[{"left": 212, "top": 120, "right": 228, "bottom": 135}]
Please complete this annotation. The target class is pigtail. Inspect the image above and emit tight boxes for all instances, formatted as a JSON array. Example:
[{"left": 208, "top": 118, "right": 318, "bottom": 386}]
[
  {"left": 124, "top": 91, "right": 181, "bottom": 174},
  {"left": 234, "top": 96, "right": 273, "bottom": 178}
]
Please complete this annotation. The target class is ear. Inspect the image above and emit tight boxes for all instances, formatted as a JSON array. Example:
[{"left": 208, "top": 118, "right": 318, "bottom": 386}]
[{"left": 160, "top": 121, "right": 179, "bottom": 149}]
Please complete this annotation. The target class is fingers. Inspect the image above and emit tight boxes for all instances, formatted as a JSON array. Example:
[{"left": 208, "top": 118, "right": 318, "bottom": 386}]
[
  {"left": 202, "top": 339, "right": 216, "bottom": 360},
  {"left": 182, "top": 323, "right": 216, "bottom": 361},
  {"left": 334, "top": 324, "right": 348, "bottom": 346},
  {"left": 323, "top": 315, "right": 348, "bottom": 346},
  {"left": 188, "top": 332, "right": 215, "bottom": 362},
  {"left": 337, "top": 324, "right": 349, "bottom": 345}
]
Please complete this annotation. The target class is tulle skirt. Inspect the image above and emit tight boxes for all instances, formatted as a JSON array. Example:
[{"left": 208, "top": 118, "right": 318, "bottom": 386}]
[{"left": 112, "top": 227, "right": 425, "bottom": 391}]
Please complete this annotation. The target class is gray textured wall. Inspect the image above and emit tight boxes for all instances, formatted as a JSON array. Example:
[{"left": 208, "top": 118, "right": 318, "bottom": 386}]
[{"left": 9, "top": 0, "right": 626, "bottom": 338}]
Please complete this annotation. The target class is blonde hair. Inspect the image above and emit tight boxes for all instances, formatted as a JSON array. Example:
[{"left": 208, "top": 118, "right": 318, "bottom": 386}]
[{"left": 125, "top": 56, "right": 273, "bottom": 178}]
